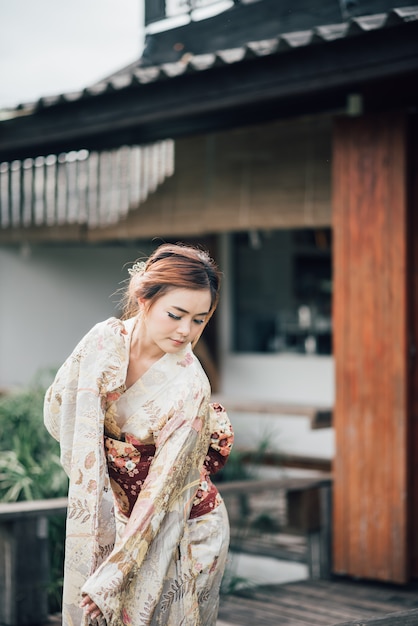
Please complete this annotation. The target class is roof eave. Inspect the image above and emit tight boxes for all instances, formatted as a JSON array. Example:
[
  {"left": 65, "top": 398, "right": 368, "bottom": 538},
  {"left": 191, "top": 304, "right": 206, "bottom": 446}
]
[{"left": 1, "top": 19, "right": 418, "bottom": 162}]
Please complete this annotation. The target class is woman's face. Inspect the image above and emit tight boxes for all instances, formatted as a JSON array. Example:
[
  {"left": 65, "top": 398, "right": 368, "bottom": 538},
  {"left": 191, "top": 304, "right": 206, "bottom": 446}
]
[{"left": 140, "top": 287, "right": 212, "bottom": 354}]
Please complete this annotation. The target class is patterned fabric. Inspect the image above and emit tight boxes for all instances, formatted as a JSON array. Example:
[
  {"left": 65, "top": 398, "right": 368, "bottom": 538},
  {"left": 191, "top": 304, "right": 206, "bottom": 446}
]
[
  {"left": 104, "top": 436, "right": 156, "bottom": 518},
  {"left": 103, "top": 397, "right": 233, "bottom": 523},
  {"left": 44, "top": 317, "right": 234, "bottom": 626}
]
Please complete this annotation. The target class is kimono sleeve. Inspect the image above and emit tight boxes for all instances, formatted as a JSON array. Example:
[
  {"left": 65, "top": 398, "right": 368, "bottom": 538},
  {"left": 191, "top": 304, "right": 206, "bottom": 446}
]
[
  {"left": 204, "top": 402, "right": 234, "bottom": 475},
  {"left": 43, "top": 321, "right": 105, "bottom": 476},
  {"left": 81, "top": 384, "right": 212, "bottom": 622}
]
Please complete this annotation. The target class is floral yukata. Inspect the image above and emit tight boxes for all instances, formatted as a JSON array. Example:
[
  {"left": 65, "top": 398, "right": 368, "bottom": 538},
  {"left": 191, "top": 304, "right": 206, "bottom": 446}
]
[{"left": 44, "top": 317, "right": 233, "bottom": 626}]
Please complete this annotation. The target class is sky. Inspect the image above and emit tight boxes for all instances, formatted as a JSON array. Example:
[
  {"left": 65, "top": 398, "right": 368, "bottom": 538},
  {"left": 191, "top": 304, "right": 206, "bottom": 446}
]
[{"left": 0, "top": 1, "right": 144, "bottom": 109}]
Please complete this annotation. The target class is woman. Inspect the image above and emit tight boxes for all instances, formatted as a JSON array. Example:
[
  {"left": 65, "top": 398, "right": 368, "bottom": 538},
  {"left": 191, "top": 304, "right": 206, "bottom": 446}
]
[{"left": 44, "top": 243, "right": 234, "bottom": 626}]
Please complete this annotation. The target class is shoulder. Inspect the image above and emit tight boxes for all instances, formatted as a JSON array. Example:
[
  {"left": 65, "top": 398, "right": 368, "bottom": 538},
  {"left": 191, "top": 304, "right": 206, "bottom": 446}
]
[
  {"left": 72, "top": 318, "right": 129, "bottom": 386},
  {"left": 86, "top": 316, "right": 130, "bottom": 356},
  {"left": 92, "top": 317, "right": 128, "bottom": 337},
  {"left": 77, "top": 317, "right": 128, "bottom": 349},
  {"left": 175, "top": 347, "right": 211, "bottom": 398}
]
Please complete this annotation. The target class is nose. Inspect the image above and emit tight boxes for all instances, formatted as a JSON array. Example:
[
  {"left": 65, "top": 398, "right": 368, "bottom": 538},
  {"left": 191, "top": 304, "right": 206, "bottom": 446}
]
[{"left": 177, "top": 318, "right": 191, "bottom": 337}]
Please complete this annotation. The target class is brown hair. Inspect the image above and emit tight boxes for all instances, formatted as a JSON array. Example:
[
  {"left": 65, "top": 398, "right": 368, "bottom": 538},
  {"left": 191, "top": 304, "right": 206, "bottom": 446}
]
[{"left": 121, "top": 244, "right": 222, "bottom": 329}]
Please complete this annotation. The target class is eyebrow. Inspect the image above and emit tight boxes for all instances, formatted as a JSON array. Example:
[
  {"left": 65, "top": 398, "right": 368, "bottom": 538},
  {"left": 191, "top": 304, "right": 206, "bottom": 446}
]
[{"left": 172, "top": 306, "right": 209, "bottom": 316}]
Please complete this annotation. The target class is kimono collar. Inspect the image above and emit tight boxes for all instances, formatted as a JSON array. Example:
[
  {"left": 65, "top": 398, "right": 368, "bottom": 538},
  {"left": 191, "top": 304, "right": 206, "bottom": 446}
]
[
  {"left": 97, "top": 317, "right": 135, "bottom": 394},
  {"left": 100, "top": 316, "right": 193, "bottom": 395}
]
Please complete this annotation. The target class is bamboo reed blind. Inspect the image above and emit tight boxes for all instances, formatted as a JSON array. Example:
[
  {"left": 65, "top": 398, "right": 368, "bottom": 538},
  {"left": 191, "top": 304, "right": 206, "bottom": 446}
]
[
  {"left": 0, "top": 116, "right": 331, "bottom": 242},
  {"left": 89, "top": 115, "right": 332, "bottom": 242},
  {"left": 0, "top": 140, "right": 174, "bottom": 229}
]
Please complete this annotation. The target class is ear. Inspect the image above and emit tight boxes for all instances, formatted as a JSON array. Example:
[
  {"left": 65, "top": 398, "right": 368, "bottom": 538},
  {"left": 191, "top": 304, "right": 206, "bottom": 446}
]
[{"left": 137, "top": 298, "right": 148, "bottom": 315}]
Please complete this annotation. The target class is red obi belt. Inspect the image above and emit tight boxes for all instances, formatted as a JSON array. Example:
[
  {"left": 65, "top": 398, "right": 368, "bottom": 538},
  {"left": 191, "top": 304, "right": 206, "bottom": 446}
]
[{"left": 104, "top": 433, "right": 225, "bottom": 520}]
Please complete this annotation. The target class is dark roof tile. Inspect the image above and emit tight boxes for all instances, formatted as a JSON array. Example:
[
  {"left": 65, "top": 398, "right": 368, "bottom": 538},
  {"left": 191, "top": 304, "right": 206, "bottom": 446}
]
[
  {"left": 246, "top": 39, "right": 279, "bottom": 56},
  {"left": 313, "top": 23, "right": 349, "bottom": 41},
  {"left": 189, "top": 53, "right": 217, "bottom": 71},
  {"left": 281, "top": 30, "right": 315, "bottom": 47},
  {"left": 3, "top": 6, "right": 418, "bottom": 116},
  {"left": 217, "top": 47, "right": 247, "bottom": 64}
]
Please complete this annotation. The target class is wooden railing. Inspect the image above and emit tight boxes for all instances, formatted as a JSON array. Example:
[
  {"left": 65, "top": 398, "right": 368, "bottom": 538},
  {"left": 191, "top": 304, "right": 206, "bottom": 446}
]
[
  {"left": 219, "top": 474, "right": 333, "bottom": 580},
  {"left": 0, "top": 475, "right": 332, "bottom": 626},
  {"left": 0, "top": 498, "right": 67, "bottom": 626}
]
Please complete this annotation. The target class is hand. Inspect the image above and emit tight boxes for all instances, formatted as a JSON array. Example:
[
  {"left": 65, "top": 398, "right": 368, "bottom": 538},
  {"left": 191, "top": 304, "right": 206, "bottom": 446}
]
[{"left": 80, "top": 594, "right": 103, "bottom": 621}]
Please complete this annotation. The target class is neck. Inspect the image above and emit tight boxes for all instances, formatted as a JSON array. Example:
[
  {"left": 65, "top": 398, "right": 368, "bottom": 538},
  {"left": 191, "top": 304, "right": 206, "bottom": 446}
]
[{"left": 130, "top": 315, "right": 164, "bottom": 363}]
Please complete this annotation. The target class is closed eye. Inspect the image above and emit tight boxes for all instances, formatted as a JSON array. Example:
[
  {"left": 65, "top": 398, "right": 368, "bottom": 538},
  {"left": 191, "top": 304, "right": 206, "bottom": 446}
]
[
  {"left": 194, "top": 319, "right": 205, "bottom": 325},
  {"left": 168, "top": 312, "right": 181, "bottom": 321}
]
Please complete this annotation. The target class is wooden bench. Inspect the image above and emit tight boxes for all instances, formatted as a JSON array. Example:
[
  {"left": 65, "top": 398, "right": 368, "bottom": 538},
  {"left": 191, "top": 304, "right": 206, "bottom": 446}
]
[
  {"left": 238, "top": 448, "right": 332, "bottom": 473},
  {"left": 334, "top": 607, "right": 418, "bottom": 625},
  {"left": 0, "top": 498, "right": 67, "bottom": 626},
  {"left": 212, "top": 397, "right": 333, "bottom": 429},
  {"left": 218, "top": 474, "right": 333, "bottom": 580}
]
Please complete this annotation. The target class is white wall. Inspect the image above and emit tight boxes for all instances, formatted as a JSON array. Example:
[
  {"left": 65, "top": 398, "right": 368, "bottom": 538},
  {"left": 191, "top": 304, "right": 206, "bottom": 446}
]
[
  {"left": 222, "top": 353, "right": 334, "bottom": 406},
  {"left": 0, "top": 243, "right": 149, "bottom": 388},
  {"left": 219, "top": 353, "right": 335, "bottom": 460}
]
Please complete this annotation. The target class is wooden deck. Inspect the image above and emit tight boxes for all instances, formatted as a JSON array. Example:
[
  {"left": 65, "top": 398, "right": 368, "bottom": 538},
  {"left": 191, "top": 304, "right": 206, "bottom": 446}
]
[
  {"left": 217, "top": 577, "right": 418, "bottom": 626},
  {"left": 41, "top": 578, "right": 418, "bottom": 626},
  {"left": 7, "top": 495, "right": 418, "bottom": 626}
]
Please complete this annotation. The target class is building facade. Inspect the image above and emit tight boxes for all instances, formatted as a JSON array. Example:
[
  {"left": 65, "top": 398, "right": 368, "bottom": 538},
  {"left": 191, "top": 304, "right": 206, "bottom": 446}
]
[{"left": 1, "top": 0, "right": 418, "bottom": 583}]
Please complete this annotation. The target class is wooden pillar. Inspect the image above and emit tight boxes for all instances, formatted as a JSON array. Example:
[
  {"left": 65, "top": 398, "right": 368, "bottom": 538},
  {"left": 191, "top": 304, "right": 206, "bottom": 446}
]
[
  {"left": 332, "top": 112, "right": 409, "bottom": 583},
  {"left": 410, "top": 116, "right": 418, "bottom": 578}
]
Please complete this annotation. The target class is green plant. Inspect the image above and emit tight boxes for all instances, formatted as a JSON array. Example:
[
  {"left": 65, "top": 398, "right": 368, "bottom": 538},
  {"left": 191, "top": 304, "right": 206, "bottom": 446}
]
[
  {"left": 221, "top": 571, "right": 254, "bottom": 595},
  {"left": 214, "top": 433, "right": 273, "bottom": 483},
  {"left": 214, "top": 448, "right": 254, "bottom": 483},
  {"left": 0, "top": 379, "right": 68, "bottom": 502},
  {"left": 251, "top": 512, "right": 280, "bottom": 533},
  {"left": 0, "top": 371, "right": 68, "bottom": 612}
]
